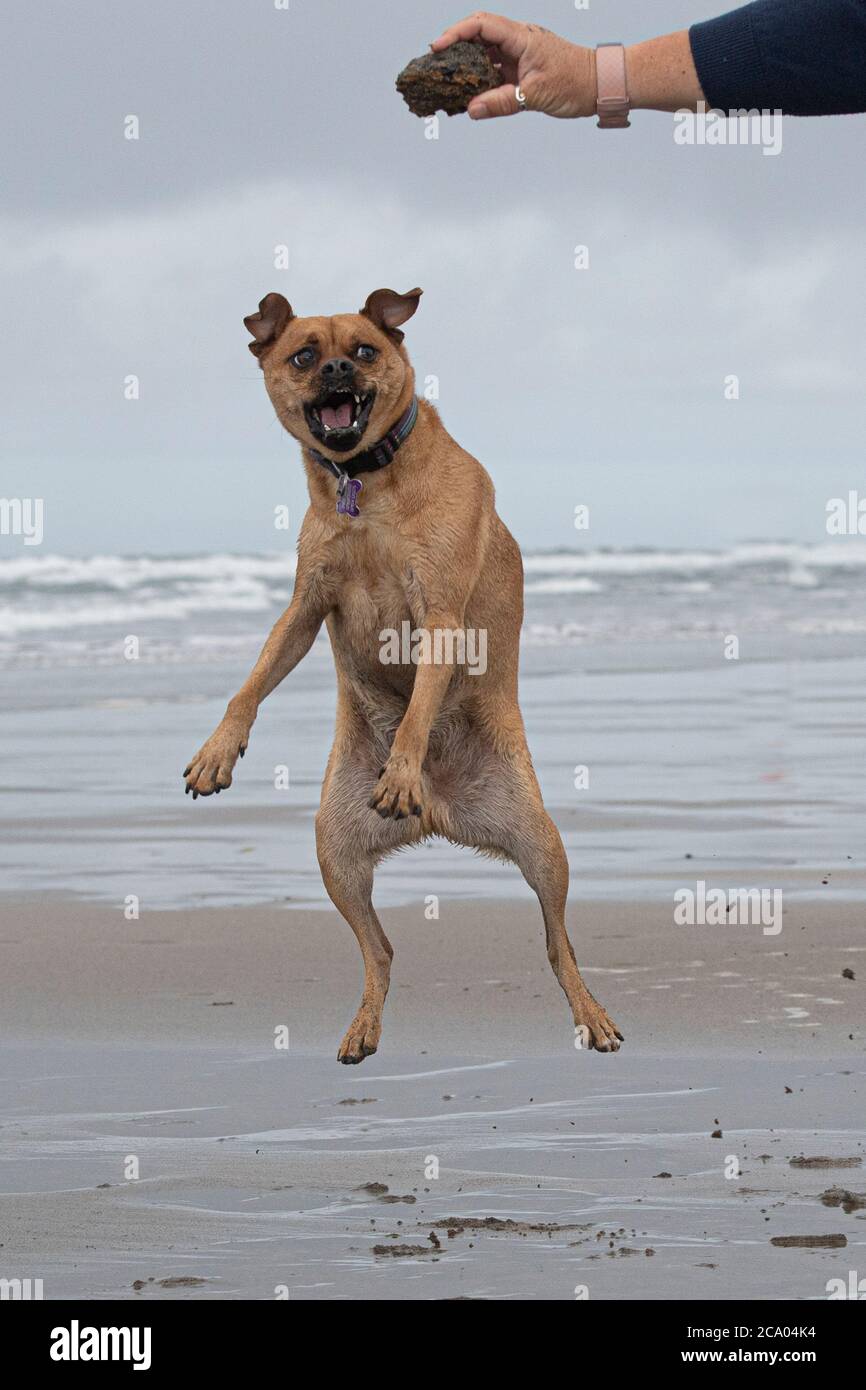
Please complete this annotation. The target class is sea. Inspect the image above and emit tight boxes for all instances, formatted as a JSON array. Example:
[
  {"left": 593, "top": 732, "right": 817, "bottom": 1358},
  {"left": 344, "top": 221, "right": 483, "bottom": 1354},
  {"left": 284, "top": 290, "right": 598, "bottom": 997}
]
[{"left": 2, "top": 541, "right": 865, "bottom": 908}]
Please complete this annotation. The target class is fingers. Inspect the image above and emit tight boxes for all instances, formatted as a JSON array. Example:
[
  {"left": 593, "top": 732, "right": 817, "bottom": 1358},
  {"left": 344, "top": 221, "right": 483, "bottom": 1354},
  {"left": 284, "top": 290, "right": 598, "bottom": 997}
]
[
  {"left": 431, "top": 11, "right": 526, "bottom": 61},
  {"left": 468, "top": 81, "right": 526, "bottom": 119}
]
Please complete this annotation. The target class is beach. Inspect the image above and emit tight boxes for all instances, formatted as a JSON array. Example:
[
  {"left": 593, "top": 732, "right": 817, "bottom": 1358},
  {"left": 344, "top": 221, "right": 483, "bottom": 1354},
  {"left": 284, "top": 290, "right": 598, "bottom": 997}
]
[
  {"left": 0, "top": 896, "right": 863, "bottom": 1301},
  {"left": 1, "top": 544, "right": 864, "bottom": 1299}
]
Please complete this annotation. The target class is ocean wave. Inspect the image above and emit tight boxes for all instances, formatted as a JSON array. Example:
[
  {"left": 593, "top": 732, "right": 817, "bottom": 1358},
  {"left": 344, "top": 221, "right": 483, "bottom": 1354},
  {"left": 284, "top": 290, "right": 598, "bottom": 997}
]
[
  {"left": 0, "top": 552, "right": 296, "bottom": 635},
  {"left": 0, "top": 589, "right": 282, "bottom": 636},
  {"left": 3, "top": 540, "right": 865, "bottom": 595},
  {"left": 0, "top": 542, "right": 863, "bottom": 643},
  {"left": 524, "top": 576, "right": 602, "bottom": 594},
  {"left": 0, "top": 551, "right": 297, "bottom": 590},
  {"left": 522, "top": 540, "right": 866, "bottom": 576},
  {"left": 522, "top": 533, "right": 866, "bottom": 572}
]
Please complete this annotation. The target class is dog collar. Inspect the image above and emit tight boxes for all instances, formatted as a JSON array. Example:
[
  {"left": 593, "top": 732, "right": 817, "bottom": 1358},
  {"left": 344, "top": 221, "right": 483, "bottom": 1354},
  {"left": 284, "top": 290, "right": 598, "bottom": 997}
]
[{"left": 309, "top": 397, "right": 419, "bottom": 517}]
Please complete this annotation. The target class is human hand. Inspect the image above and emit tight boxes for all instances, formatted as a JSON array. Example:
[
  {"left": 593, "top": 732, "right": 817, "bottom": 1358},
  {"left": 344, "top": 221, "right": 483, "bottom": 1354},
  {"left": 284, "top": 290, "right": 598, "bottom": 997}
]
[{"left": 431, "top": 11, "right": 596, "bottom": 120}]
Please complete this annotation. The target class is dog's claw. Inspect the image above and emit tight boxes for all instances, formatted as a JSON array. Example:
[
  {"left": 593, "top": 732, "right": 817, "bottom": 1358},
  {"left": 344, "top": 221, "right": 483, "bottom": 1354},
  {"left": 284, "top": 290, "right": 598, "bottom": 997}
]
[
  {"left": 337, "top": 1009, "right": 381, "bottom": 1064},
  {"left": 575, "top": 994, "right": 624, "bottom": 1053},
  {"left": 183, "top": 723, "right": 248, "bottom": 801},
  {"left": 368, "top": 760, "right": 423, "bottom": 821}
]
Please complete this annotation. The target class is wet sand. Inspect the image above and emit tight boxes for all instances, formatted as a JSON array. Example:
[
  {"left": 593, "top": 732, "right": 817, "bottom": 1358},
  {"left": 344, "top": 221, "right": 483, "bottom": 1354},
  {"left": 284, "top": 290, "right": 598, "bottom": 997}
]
[{"left": 0, "top": 897, "right": 863, "bottom": 1299}]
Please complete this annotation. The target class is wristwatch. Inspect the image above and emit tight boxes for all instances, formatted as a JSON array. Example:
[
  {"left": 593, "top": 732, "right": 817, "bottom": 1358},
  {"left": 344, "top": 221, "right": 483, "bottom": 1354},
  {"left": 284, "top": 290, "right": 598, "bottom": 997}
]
[{"left": 595, "top": 43, "right": 631, "bottom": 128}]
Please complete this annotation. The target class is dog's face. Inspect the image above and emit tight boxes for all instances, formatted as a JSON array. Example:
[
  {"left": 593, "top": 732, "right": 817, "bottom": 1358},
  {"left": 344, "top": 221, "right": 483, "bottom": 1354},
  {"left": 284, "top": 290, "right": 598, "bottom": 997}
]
[{"left": 245, "top": 288, "right": 422, "bottom": 458}]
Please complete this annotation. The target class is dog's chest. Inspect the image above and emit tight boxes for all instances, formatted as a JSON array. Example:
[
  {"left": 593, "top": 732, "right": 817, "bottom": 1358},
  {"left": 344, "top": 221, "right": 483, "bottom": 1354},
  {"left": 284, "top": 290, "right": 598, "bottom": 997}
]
[
  {"left": 337, "top": 566, "right": 419, "bottom": 639},
  {"left": 328, "top": 531, "right": 423, "bottom": 657}
]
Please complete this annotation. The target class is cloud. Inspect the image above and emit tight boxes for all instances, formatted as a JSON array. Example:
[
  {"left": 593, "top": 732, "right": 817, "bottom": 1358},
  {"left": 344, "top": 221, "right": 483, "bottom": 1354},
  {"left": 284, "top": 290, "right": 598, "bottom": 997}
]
[
  {"left": 2, "top": 160, "right": 864, "bottom": 550},
  {"left": 4, "top": 169, "right": 859, "bottom": 390}
]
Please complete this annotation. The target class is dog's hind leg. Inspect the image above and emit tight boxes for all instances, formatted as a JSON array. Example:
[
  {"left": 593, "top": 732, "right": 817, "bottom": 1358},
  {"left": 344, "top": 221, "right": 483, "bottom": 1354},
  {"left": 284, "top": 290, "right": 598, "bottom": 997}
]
[
  {"left": 511, "top": 799, "right": 622, "bottom": 1053},
  {"left": 319, "top": 842, "right": 389, "bottom": 1065},
  {"left": 445, "top": 745, "right": 623, "bottom": 1053},
  {"left": 316, "top": 745, "right": 420, "bottom": 1064}
]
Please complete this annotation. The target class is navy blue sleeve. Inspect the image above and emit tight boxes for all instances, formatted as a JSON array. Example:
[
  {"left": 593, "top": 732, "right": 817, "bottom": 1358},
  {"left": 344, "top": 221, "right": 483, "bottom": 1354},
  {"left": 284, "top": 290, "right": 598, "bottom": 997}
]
[{"left": 689, "top": 0, "right": 866, "bottom": 115}]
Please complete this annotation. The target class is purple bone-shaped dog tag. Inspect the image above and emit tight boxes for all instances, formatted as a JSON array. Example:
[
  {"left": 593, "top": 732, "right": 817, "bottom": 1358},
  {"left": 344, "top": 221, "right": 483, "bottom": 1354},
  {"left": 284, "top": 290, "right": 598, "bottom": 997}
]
[{"left": 336, "top": 475, "right": 362, "bottom": 517}]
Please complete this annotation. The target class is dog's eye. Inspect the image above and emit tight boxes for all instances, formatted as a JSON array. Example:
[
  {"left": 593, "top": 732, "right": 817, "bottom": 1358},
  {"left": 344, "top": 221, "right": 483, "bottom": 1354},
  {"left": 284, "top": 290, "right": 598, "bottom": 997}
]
[
  {"left": 356, "top": 344, "right": 377, "bottom": 362},
  {"left": 289, "top": 348, "right": 315, "bottom": 369}
]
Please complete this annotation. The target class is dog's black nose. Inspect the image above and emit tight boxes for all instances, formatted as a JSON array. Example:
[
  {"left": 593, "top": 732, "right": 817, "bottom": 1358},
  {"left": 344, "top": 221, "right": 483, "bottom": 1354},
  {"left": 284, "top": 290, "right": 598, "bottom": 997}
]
[{"left": 321, "top": 357, "right": 355, "bottom": 382}]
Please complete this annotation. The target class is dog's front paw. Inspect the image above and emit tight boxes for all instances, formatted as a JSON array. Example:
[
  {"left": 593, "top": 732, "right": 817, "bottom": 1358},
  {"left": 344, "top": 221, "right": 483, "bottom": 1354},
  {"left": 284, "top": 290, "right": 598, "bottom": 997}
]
[
  {"left": 368, "top": 756, "right": 423, "bottom": 820},
  {"left": 183, "top": 721, "right": 248, "bottom": 799}
]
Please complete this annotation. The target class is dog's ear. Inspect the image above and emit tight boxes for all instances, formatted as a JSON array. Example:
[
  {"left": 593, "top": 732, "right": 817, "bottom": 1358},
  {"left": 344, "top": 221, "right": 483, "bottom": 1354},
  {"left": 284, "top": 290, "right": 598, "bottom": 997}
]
[
  {"left": 359, "top": 287, "right": 422, "bottom": 345},
  {"left": 244, "top": 293, "right": 295, "bottom": 359}
]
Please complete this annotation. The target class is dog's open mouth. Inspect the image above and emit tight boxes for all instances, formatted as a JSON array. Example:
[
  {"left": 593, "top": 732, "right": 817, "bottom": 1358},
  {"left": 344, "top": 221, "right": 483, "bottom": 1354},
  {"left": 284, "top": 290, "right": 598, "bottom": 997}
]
[{"left": 305, "top": 389, "right": 376, "bottom": 452}]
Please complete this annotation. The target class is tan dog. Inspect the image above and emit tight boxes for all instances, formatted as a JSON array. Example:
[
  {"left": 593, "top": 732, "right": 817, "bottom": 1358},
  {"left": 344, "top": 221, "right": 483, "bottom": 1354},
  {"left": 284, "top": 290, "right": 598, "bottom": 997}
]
[{"left": 183, "top": 288, "right": 622, "bottom": 1063}]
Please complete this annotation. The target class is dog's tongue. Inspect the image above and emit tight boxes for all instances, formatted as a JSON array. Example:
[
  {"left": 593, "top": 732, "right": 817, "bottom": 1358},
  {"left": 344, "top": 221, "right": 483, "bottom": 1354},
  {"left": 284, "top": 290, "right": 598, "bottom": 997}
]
[{"left": 321, "top": 401, "right": 353, "bottom": 431}]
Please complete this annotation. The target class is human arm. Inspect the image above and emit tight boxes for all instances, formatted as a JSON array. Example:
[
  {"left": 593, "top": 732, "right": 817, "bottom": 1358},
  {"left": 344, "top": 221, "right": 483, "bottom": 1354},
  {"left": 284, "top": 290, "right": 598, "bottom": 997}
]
[{"left": 431, "top": 3, "right": 866, "bottom": 121}]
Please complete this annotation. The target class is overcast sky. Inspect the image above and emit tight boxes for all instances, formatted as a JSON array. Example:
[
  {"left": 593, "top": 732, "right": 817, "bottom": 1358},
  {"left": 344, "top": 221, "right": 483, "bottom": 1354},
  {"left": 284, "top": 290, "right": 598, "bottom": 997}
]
[{"left": 2, "top": 0, "right": 865, "bottom": 554}]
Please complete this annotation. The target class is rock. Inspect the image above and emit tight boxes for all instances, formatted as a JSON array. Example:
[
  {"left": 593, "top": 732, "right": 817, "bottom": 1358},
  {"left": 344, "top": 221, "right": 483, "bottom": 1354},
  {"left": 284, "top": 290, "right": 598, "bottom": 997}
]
[
  {"left": 819, "top": 1187, "right": 866, "bottom": 1213},
  {"left": 790, "top": 1156, "right": 862, "bottom": 1169},
  {"left": 770, "top": 1234, "right": 847, "bottom": 1249},
  {"left": 372, "top": 1243, "right": 432, "bottom": 1258},
  {"left": 396, "top": 42, "right": 500, "bottom": 118}
]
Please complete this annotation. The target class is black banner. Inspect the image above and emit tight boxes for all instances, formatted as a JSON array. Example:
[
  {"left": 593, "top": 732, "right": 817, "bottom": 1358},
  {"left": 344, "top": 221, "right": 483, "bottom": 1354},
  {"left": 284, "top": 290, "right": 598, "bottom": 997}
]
[{"left": 5, "top": 1298, "right": 857, "bottom": 1373}]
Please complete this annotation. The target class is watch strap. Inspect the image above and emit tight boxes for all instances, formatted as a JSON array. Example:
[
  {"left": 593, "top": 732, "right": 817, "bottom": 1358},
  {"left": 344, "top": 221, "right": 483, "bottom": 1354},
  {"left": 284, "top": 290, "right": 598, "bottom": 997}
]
[{"left": 596, "top": 43, "right": 631, "bottom": 128}]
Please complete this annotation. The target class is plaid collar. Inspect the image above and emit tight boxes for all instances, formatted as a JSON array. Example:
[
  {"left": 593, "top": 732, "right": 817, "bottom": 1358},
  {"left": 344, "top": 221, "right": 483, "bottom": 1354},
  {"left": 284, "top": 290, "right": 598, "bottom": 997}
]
[{"left": 309, "top": 397, "right": 419, "bottom": 517}]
